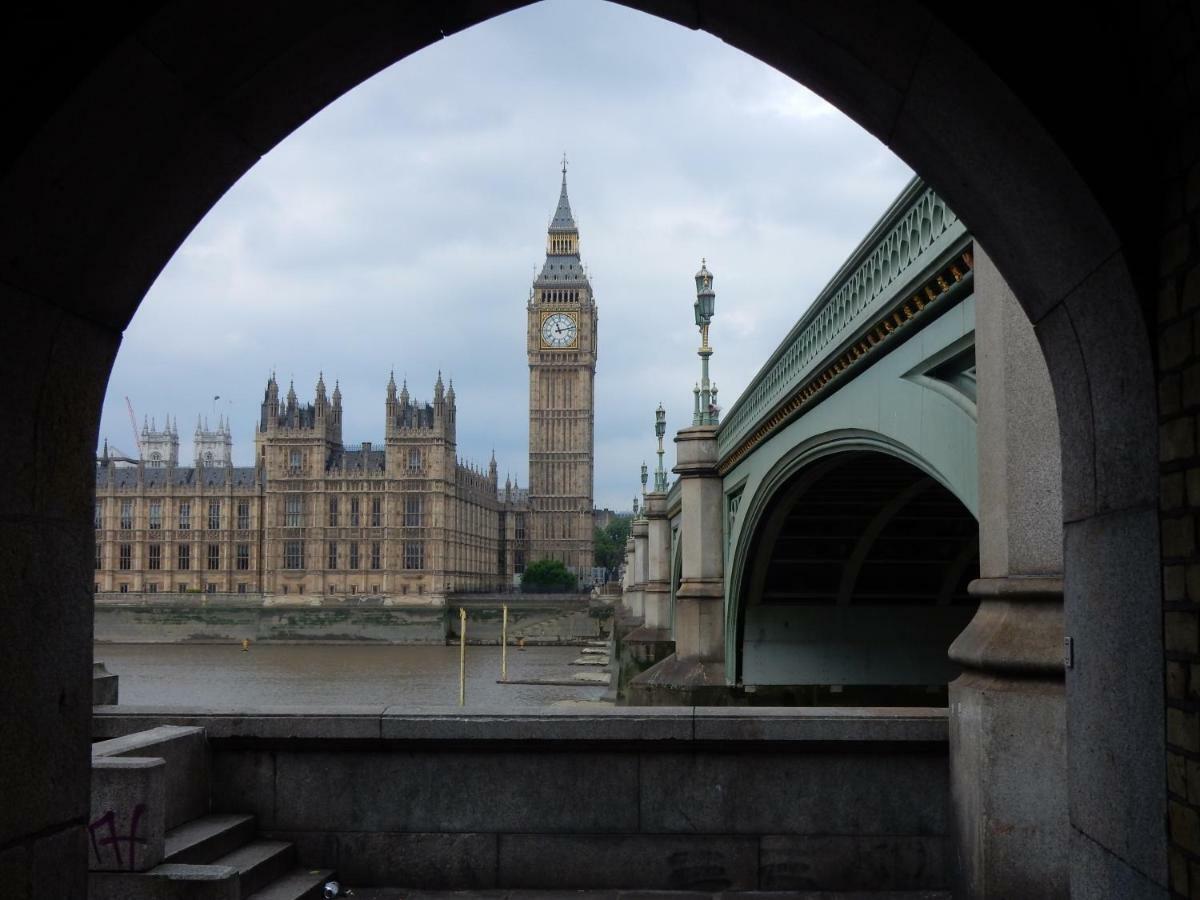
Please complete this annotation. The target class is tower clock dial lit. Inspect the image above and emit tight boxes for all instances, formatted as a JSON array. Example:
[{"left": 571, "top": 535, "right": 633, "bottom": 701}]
[{"left": 541, "top": 312, "right": 578, "bottom": 348}]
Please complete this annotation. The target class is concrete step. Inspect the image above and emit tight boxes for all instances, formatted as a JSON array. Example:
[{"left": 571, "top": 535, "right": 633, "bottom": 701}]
[
  {"left": 572, "top": 671, "right": 612, "bottom": 684},
  {"left": 89, "top": 863, "right": 240, "bottom": 900},
  {"left": 343, "top": 891, "right": 951, "bottom": 899},
  {"left": 245, "top": 867, "right": 336, "bottom": 900},
  {"left": 93, "top": 724, "right": 209, "bottom": 829},
  {"left": 164, "top": 813, "right": 257, "bottom": 865},
  {"left": 213, "top": 839, "right": 296, "bottom": 897}
]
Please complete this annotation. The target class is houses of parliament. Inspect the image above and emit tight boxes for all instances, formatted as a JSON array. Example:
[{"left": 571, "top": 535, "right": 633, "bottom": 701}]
[{"left": 94, "top": 168, "right": 598, "bottom": 602}]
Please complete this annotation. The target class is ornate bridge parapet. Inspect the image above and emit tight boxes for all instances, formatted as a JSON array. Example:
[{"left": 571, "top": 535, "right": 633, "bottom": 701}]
[{"left": 717, "top": 178, "right": 970, "bottom": 474}]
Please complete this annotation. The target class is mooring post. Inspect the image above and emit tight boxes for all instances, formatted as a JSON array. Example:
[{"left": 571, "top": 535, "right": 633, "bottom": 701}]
[
  {"left": 501, "top": 604, "right": 509, "bottom": 682},
  {"left": 458, "top": 607, "right": 467, "bottom": 706}
]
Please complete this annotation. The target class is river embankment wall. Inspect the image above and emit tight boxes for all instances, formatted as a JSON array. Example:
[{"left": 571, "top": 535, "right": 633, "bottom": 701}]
[{"left": 94, "top": 593, "right": 606, "bottom": 645}]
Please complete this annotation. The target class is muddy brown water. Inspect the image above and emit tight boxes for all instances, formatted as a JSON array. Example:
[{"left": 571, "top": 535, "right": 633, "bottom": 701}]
[{"left": 95, "top": 643, "right": 607, "bottom": 708}]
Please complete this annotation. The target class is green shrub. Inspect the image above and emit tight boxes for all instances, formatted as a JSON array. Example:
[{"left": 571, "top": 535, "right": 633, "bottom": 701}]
[{"left": 521, "top": 558, "right": 578, "bottom": 593}]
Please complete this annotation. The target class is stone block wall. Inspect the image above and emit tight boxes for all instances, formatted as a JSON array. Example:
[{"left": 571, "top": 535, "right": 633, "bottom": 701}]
[
  {"left": 93, "top": 594, "right": 447, "bottom": 644},
  {"left": 93, "top": 707, "right": 950, "bottom": 892},
  {"left": 1156, "top": 4, "right": 1200, "bottom": 896}
]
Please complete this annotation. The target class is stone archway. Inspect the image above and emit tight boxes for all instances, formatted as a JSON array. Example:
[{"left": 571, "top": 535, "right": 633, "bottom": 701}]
[{"left": 0, "top": 3, "right": 1166, "bottom": 895}]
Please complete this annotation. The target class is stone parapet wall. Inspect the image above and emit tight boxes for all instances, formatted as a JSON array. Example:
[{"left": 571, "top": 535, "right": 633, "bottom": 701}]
[{"left": 93, "top": 706, "right": 949, "bottom": 892}]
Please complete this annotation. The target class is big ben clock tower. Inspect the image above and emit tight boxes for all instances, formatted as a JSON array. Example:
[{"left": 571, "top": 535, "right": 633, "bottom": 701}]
[{"left": 527, "top": 158, "right": 598, "bottom": 574}]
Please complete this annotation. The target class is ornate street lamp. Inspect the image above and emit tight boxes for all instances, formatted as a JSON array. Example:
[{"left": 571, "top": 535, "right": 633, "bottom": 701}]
[
  {"left": 693, "top": 259, "right": 718, "bottom": 425},
  {"left": 640, "top": 461, "right": 649, "bottom": 516},
  {"left": 654, "top": 403, "right": 668, "bottom": 492}
]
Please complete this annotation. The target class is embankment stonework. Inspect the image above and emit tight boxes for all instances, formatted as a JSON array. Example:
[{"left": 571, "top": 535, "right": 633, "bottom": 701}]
[{"left": 94, "top": 593, "right": 603, "bottom": 645}]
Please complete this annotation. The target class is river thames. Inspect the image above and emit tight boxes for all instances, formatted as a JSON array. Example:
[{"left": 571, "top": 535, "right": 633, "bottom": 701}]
[{"left": 95, "top": 643, "right": 609, "bottom": 708}]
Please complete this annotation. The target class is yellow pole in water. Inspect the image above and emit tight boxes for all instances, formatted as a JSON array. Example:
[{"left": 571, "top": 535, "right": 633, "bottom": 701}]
[
  {"left": 241, "top": 639, "right": 249, "bottom": 652},
  {"left": 501, "top": 604, "right": 508, "bottom": 682},
  {"left": 458, "top": 607, "right": 467, "bottom": 707}
]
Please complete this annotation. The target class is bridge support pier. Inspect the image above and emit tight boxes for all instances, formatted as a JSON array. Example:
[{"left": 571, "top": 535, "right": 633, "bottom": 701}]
[
  {"left": 629, "top": 426, "right": 727, "bottom": 704},
  {"left": 628, "top": 516, "right": 648, "bottom": 619},
  {"left": 641, "top": 491, "right": 672, "bottom": 633},
  {"left": 620, "top": 532, "right": 642, "bottom": 620},
  {"left": 947, "top": 246, "right": 1068, "bottom": 898},
  {"left": 622, "top": 491, "right": 676, "bottom": 675}
]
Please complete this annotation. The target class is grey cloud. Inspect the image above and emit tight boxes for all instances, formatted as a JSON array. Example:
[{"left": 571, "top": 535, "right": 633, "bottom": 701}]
[{"left": 101, "top": 0, "right": 912, "bottom": 510}]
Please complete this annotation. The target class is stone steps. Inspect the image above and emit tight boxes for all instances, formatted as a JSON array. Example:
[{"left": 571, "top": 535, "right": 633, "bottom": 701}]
[
  {"left": 245, "top": 867, "right": 336, "bottom": 899},
  {"left": 571, "top": 655, "right": 609, "bottom": 666},
  {"left": 89, "top": 863, "right": 240, "bottom": 900},
  {"left": 214, "top": 839, "right": 297, "bottom": 897},
  {"left": 343, "top": 891, "right": 951, "bottom": 899},
  {"left": 572, "top": 671, "right": 612, "bottom": 684},
  {"left": 164, "top": 812, "right": 257, "bottom": 865},
  {"left": 90, "top": 725, "right": 338, "bottom": 900}
]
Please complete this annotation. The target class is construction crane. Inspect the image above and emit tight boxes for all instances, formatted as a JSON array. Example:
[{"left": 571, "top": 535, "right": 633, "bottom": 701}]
[
  {"left": 125, "top": 396, "right": 142, "bottom": 458},
  {"left": 99, "top": 444, "right": 139, "bottom": 465}
]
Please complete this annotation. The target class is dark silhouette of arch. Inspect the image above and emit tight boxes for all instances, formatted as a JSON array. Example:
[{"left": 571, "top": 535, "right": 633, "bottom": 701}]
[{"left": 0, "top": 3, "right": 1174, "bottom": 894}]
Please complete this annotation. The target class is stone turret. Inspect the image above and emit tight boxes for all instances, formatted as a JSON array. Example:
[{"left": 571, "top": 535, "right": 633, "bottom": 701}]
[
  {"left": 385, "top": 371, "right": 456, "bottom": 482},
  {"left": 254, "top": 372, "right": 343, "bottom": 476},
  {"left": 194, "top": 414, "right": 232, "bottom": 468},
  {"left": 141, "top": 415, "right": 179, "bottom": 468}
]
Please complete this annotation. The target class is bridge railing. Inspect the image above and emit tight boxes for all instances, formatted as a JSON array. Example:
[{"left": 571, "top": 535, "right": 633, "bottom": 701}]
[{"left": 717, "top": 177, "right": 968, "bottom": 464}]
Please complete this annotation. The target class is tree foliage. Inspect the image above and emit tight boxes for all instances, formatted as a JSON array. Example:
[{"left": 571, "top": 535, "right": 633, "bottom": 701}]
[
  {"left": 520, "top": 558, "right": 578, "bottom": 593},
  {"left": 594, "top": 516, "right": 632, "bottom": 577}
]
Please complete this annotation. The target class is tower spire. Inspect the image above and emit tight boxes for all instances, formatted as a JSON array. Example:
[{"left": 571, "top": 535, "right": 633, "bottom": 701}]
[{"left": 549, "top": 155, "right": 576, "bottom": 233}]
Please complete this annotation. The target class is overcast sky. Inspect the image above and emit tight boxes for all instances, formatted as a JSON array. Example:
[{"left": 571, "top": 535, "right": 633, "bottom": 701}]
[{"left": 99, "top": 0, "right": 912, "bottom": 511}]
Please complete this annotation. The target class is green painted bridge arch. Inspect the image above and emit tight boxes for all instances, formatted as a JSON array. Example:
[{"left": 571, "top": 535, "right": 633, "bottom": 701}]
[{"left": 712, "top": 178, "right": 979, "bottom": 688}]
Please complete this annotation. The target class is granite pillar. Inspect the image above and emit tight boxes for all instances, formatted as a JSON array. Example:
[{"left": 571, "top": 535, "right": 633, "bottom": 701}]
[
  {"left": 622, "top": 492, "right": 676, "bottom": 676},
  {"left": 619, "top": 535, "right": 639, "bottom": 618},
  {"left": 627, "top": 518, "right": 647, "bottom": 620},
  {"left": 948, "top": 245, "right": 1068, "bottom": 898},
  {"left": 642, "top": 492, "right": 672, "bottom": 632},
  {"left": 629, "top": 426, "right": 725, "bottom": 702}
]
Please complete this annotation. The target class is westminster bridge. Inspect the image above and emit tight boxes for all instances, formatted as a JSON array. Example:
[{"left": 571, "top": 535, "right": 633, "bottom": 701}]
[{"left": 618, "top": 177, "right": 1069, "bottom": 893}]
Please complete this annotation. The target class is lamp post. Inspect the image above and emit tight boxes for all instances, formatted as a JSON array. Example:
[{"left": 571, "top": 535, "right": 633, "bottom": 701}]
[
  {"left": 640, "top": 462, "right": 648, "bottom": 516},
  {"left": 693, "top": 259, "right": 718, "bottom": 425},
  {"left": 654, "top": 404, "right": 668, "bottom": 492}
]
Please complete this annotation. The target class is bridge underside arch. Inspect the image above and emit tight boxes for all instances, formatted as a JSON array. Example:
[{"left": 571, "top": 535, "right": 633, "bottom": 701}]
[{"left": 737, "top": 450, "right": 978, "bottom": 705}]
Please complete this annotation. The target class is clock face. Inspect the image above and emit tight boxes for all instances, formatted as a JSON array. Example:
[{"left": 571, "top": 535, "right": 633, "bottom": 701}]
[{"left": 541, "top": 312, "right": 578, "bottom": 349}]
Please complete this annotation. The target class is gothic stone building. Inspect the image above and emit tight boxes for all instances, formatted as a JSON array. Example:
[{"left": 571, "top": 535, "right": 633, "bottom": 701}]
[
  {"left": 96, "top": 372, "right": 530, "bottom": 601},
  {"left": 95, "top": 169, "right": 596, "bottom": 602}
]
